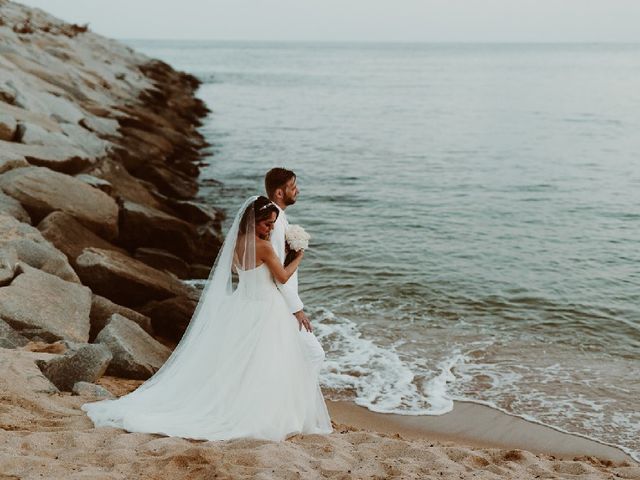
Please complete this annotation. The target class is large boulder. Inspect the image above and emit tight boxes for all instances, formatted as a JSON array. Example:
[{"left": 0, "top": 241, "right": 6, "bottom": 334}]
[
  {"left": 85, "top": 158, "right": 165, "bottom": 211},
  {"left": 118, "top": 200, "right": 199, "bottom": 261},
  {"left": 138, "top": 295, "right": 197, "bottom": 341},
  {"left": 0, "top": 318, "right": 29, "bottom": 349},
  {"left": 0, "top": 139, "right": 93, "bottom": 174},
  {"left": 75, "top": 247, "right": 194, "bottom": 307},
  {"left": 0, "top": 263, "right": 92, "bottom": 343},
  {"left": 133, "top": 247, "right": 190, "bottom": 279},
  {"left": 131, "top": 162, "right": 198, "bottom": 199},
  {"left": 90, "top": 293, "right": 153, "bottom": 340},
  {"left": 0, "top": 214, "right": 79, "bottom": 282},
  {"left": 0, "top": 166, "right": 119, "bottom": 239},
  {"left": 37, "top": 211, "right": 126, "bottom": 268},
  {"left": 95, "top": 314, "right": 171, "bottom": 380},
  {"left": 35, "top": 343, "right": 112, "bottom": 392}
]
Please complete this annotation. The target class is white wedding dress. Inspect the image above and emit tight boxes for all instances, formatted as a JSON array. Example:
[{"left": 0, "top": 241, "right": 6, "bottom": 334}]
[{"left": 81, "top": 197, "right": 332, "bottom": 441}]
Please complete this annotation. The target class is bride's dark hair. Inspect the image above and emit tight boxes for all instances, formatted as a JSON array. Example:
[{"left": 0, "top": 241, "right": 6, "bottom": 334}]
[{"left": 239, "top": 196, "right": 279, "bottom": 234}]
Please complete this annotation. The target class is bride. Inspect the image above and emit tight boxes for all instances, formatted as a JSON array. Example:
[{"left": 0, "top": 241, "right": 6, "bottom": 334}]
[{"left": 81, "top": 196, "right": 332, "bottom": 441}]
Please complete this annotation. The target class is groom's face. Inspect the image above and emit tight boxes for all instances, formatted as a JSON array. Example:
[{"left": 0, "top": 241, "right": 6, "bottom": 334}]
[{"left": 281, "top": 177, "right": 299, "bottom": 206}]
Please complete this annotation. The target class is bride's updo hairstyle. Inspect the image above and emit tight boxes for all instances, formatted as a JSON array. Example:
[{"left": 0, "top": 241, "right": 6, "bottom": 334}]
[{"left": 239, "top": 196, "right": 279, "bottom": 234}]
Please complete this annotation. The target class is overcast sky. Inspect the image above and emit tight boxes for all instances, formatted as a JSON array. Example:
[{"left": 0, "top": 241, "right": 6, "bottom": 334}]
[{"left": 17, "top": 0, "right": 640, "bottom": 42}]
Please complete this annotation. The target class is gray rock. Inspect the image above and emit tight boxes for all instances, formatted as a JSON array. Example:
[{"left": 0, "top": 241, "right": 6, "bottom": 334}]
[
  {"left": 0, "top": 318, "right": 29, "bottom": 349},
  {"left": 0, "top": 247, "right": 19, "bottom": 286},
  {"left": 0, "top": 166, "right": 119, "bottom": 239},
  {"left": 95, "top": 313, "right": 171, "bottom": 380},
  {"left": 35, "top": 343, "right": 112, "bottom": 391},
  {"left": 90, "top": 293, "right": 152, "bottom": 340},
  {"left": 0, "top": 190, "right": 31, "bottom": 223},
  {"left": 0, "top": 154, "right": 29, "bottom": 175},
  {"left": 0, "top": 262, "right": 92, "bottom": 342},
  {"left": 75, "top": 246, "right": 194, "bottom": 308},
  {"left": 0, "top": 139, "right": 93, "bottom": 174},
  {"left": 134, "top": 247, "right": 190, "bottom": 279},
  {"left": 37, "top": 211, "right": 126, "bottom": 269},
  {"left": 72, "top": 381, "right": 115, "bottom": 399},
  {"left": 0, "top": 214, "right": 79, "bottom": 282}
]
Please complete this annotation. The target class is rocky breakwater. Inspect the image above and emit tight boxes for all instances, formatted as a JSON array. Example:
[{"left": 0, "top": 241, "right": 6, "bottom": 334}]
[{"left": 0, "top": 0, "right": 222, "bottom": 396}]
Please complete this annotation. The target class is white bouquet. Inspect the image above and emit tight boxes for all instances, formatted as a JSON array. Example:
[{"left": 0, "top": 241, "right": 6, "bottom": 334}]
[{"left": 285, "top": 224, "right": 311, "bottom": 251}]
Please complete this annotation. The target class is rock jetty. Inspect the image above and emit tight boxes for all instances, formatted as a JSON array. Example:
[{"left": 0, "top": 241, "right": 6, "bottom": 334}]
[{"left": 0, "top": 0, "right": 221, "bottom": 389}]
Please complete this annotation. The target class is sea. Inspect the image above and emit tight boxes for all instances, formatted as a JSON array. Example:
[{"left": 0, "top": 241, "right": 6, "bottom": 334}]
[{"left": 127, "top": 40, "right": 640, "bottom": 460}]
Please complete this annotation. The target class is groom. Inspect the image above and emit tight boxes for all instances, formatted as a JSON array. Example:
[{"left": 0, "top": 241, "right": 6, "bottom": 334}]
[{"left": 265, "top": 168, "right": 325, "bottom": 372}]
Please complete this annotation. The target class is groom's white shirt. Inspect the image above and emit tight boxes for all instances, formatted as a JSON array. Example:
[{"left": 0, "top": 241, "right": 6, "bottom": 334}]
[
  {"left": 271, "top": 205, "right": 304, "bottom": 314},
  {"left": 270, "top": 203, "right": 326, "bottom": 375}
]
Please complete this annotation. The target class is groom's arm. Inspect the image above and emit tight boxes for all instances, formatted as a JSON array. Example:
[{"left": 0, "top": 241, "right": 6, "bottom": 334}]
[{"left": 270, "top": 219, "right": 304, "bottom": 314}]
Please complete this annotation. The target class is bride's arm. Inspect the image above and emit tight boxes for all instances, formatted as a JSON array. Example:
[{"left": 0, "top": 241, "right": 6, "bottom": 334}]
[{"left": 258, "top": 241, "right": 303, "bottom": 284}]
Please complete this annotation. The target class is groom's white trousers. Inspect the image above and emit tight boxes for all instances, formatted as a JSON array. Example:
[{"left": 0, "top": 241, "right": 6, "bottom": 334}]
[{"left": 298, "top": 329, "right": 325, "bottom": 375}]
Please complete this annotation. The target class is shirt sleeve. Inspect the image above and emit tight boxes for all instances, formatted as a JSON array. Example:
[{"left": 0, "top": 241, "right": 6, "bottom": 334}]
[{"left": 270, "top": 214, "right": 304, "bottom": 313}]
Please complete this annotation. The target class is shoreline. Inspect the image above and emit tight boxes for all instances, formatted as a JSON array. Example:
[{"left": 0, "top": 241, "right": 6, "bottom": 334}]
[{"left": 328, "top": 400, "right": 635, "bottom": 463}]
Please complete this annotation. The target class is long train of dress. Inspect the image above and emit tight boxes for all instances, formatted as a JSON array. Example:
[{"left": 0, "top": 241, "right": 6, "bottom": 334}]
[{"left": 81, "top": 263, "right": 332, "bottom": 441}]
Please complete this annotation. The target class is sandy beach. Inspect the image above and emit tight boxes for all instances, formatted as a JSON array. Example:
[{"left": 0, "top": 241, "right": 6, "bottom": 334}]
[{"left": 0, "top": 346, "right": 637, "bottom": 480}]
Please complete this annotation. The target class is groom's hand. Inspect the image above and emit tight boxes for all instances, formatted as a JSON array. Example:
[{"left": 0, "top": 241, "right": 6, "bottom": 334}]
[{"left": 294, "top": 310, "right": 312, "bottom": 332}]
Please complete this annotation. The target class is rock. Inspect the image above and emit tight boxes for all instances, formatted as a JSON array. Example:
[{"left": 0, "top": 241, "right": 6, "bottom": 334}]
[
  {"left": 72, "top": 381, "right": 115, "bottom": 398},
  {"left": 90, "top": 293, "right": 153, "bottom": 340},
  {"left": 132, "top": 162, "right": 198, "bottom": 199},
  {"left": 0, "top": 262, "right": 92, "bottom": 343},
  {"left": 139, "top": 295, "right": 197, "bottom": 340},
  {"left": 118, "top": 200, "right": 199, "bottom": 261},
  {"left": 188, "top": 263, "right": 212, "bottom": 279},
  {"left": 59, "top": 122, "right": 109, "bottom": 157},
  {"left": 0, "top": 190, "right": 31, "bottom": 223},
  {"left": 85, "top": 158, "right": 165, "bottom": 211},
  {"left": 0, "top": 247, "right": 19, "bottom": 286},
  {"left": 0, "top": 153, "right": 29, "bottom": 175},
  {"left": 75, "top": 247, "right": 194, "bottom": 308},
  {"left": 35, "top": 343, "right": 112, "bottom": 391},
  {"left": 0, "top": 113, "right": 17, "bottom": 141},
  {"left": 134, "top": 247, "right": 190, "bottom": 279},
  {"left": 0, "top": 214, "right": 79, "bottom": 282},
  {"left": 37, "top": 211, "right": 126, "bottom": 268},
  {"left": 164, "top": 197, "right": 225, "bottom": 227},
  {"left": 0, "top": 139, "right": 93, "bottom": 174},
  {"left": 95, "top": 313, "right": 171, "bottom": 380},
  {"left": 73, "top": 173, "right": 113, "bottom": 194},
  {"left": 0, "top": 318, "right": 29, "bottom": 349},
  {"left": 0, "top": 166, "right": 119, "bottom": 239}
]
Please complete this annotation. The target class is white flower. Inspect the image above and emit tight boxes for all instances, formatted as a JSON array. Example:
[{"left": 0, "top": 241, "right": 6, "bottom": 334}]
[{"left": 285, "top": 224, "right": 311, "bottom": 251}]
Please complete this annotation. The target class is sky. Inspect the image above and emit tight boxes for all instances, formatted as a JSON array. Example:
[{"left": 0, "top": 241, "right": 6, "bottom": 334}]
[{"left": 16, "top": 0, "right": 640, "bottom": 43}]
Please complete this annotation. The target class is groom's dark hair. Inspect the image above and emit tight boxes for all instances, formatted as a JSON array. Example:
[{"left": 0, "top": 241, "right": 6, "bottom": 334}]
[{"left": 265, "top": 168, "right": 296, "bottom": 199}]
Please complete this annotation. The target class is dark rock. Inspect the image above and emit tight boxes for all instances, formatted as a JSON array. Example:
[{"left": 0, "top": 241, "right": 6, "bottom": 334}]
[
  {"left": 90, "top": 293, "right": 152, "bottom": 341},
  {"left": 0, "top": 166, "right": 119, "bottom": 239},
  {"left": 134, "top": 247, "right": 190, "bottom": 279},
  {"left": 188, "top": 263, "right": 212, "bottom": 280},
  {"left": 95, "top": 313, "right": 171, "bottom": 380},
  {"left": 139, "top": 295, "right": 197, "bottom": 340},
  {"left": 35, "top": 343, "right": 112, "bottom": 391},
  {"left": 75, "top": 247, "right": 194, "bottom": 308},
  {"left": 0, "top": 262, "right": 92, "bottom": 342},
  {"left": 131, "top": 162, "right": 198, "bottom": 199},
  {"left": 118, "top": 200, "right": 199, "bottom": 260}
]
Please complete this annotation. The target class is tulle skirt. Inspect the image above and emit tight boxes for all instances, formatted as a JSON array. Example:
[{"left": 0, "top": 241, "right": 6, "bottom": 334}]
[{"left": 81, "top": 275, "right": 332, "bottom": 441}]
